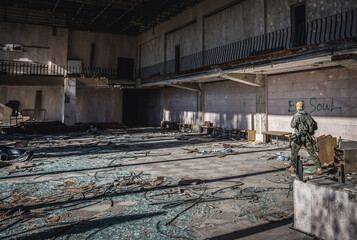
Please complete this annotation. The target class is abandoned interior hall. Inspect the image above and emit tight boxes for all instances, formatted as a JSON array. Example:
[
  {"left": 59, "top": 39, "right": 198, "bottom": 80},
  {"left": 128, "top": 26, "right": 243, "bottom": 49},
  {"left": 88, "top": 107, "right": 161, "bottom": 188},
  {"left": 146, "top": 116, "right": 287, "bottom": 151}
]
[{"left": 1, "top": 0, "right": 357, "bottom": 239}]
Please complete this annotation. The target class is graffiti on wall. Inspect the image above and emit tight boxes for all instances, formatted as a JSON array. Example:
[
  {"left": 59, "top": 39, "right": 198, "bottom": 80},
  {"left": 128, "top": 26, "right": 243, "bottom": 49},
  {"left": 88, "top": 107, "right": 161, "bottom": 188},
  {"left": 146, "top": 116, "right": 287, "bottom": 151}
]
[{"left": 288, "top": 97, "right": 342, "bottom": 113}]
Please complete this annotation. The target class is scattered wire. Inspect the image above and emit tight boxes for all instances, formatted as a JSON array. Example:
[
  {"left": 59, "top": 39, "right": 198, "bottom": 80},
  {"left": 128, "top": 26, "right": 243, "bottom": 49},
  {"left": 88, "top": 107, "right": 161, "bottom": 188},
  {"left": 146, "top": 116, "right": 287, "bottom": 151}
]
[{"left": 156, "top": 221, "right": 191, "bottom": 240}]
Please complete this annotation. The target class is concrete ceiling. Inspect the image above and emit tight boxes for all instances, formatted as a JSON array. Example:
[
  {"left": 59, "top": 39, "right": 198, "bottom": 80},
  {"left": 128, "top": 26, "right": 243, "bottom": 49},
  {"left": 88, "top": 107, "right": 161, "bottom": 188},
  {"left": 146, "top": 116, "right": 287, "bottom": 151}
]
[{"left": 0, "top": 0, "right": 205, "bottom": 35}]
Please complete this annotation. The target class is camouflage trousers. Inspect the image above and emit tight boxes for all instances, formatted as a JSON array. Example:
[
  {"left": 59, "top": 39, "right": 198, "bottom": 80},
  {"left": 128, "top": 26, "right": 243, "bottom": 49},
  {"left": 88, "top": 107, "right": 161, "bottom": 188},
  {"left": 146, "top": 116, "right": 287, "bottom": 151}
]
[{"left": 290, "top": 136, "right": 321, "bottom": 168}]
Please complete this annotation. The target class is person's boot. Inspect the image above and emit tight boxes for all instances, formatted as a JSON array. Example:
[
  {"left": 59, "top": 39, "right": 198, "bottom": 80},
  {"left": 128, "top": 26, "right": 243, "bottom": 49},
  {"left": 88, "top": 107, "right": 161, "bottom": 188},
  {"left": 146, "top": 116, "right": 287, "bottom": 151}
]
[
  {"left": 315, "top": 168, "right": 323, "bottom": 175},
  {"left": 286, "top": 166, "right": 295, "bottom": 173}
]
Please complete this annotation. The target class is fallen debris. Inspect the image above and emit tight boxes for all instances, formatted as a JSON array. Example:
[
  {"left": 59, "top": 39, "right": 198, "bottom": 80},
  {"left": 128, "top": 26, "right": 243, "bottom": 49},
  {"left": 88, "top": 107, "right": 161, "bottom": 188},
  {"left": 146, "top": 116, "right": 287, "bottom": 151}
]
[
  {"left": 181, "top": 148, "right": 199, "bottom": 153},
  {"left": 15, "top": 141, "right": 28, "bottom": 148},
  {"left": 178, "top": 178, "right": 202, "bottom": 186},
  {"left": 213, "top": 147, "right": 233, "bottom": 153},
  {"left": 222, "top": 143, "right": 242, "bottom": 148},
  {"left": 0, "top": 127, "right": 332, "bottom": 239},
  {"left": 0, "top": 146, "right": 34, "bottom": 167},
  {"left": 304, "top": 168, "right": 318, "bottom": 174}
]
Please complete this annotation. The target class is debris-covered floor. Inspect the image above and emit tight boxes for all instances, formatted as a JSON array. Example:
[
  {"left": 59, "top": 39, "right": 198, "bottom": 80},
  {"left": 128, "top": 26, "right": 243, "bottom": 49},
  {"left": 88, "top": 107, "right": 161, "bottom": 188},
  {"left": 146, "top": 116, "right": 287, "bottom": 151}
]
[{"left": 1, "top": 127, "right": 347, "bottom": 239}]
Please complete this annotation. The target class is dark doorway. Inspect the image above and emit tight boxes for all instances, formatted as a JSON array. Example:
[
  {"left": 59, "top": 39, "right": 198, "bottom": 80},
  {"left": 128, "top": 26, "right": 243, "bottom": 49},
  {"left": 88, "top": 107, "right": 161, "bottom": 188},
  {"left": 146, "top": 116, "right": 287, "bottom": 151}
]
[
  {"left": 123, "top": 89, "right": 139, "bottom": 126},
  {"left": 175, "top": 45, "right": 180, "bottom": 72},
  {"left": 123, "top": 89, "right": 161, "bottom": 126},
  {"left": 291, "top": 3, "right": 306, "bottom": 47},
  {"left": 117, "top": 57, "right": 134, "bottom": 80}
]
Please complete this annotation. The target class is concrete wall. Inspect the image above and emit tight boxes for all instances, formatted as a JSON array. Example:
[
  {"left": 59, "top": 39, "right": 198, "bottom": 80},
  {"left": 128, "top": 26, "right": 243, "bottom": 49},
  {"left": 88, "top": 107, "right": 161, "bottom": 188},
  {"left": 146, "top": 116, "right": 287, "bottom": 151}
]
[
  {"left": 138, "top": 0, "right": 357, "bottom": 67},
  {"left": 294, "top": 179, "right": 357, "bottom": 240},
  {"left": 0, "top": 22, "right": 136, "bottom": 69},
  {"left": 68, "top": 30, "right": 137, "bottom": 68},
  {"left": 137, "top": 0, "right": 234, "bottom": 67},
  {"left": 164, "top": 87, "right": 197, "bottom": 124},
  {"left": 166, "top": 22, "right": 201, "bottom": 60},
  {"left": 204, "top": 81, "right": 256, "bottom": 129},
  {"left": 0, "top": 83, "right": 124, "bottom": 124},
  {"left": 307, "top": 0, "right": 357, "bottom": 19},
  {"left": 0, "top": 85, "right": 64, "bottom": 121},
  {"left": 140, "top": 36, "right": 164, "bottom": 67},
  {"left": 204, "top": 0, "right": 264, "bottom": 49},
  {"left": 136, "top": 82, "right": 256, "bottom": 130},
  {"left": 267, "top": 68, "right": 357, "bottom": 140},
  {"left": 0, "top": 22, "right": 68, "bottom": 65},
  {"left": 266, "top": 0, "right": 302, "bottom": 32},
  {"left": 75, "top": 87, "right": 122, "bottom": 123},
  {"left": 266, "top": 0, "right": 357, "bottom": 32}
]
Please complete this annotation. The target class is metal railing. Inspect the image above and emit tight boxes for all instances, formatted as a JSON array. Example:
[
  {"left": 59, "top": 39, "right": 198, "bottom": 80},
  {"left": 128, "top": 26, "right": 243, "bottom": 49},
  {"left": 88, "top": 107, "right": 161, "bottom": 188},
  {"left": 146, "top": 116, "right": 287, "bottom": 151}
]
[
  {"left": 139, "top": 8, "right": 357, "bottom": 80},
  {"left": 0, "top": 61, "right": 119, "bottom": 79}
]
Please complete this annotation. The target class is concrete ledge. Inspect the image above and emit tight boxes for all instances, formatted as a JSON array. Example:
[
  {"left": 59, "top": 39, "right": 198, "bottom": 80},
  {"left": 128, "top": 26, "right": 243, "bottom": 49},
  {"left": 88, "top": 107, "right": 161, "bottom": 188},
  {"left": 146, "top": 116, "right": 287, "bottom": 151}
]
[
  {"left": 294, "top": 179, "right": 357, "bottom": 240},
  {"left": 76, "top": 77, "right": 108, "bottom": 87},
  {"left": 0, "top": 75, "right": 65, "bottom": 86}
]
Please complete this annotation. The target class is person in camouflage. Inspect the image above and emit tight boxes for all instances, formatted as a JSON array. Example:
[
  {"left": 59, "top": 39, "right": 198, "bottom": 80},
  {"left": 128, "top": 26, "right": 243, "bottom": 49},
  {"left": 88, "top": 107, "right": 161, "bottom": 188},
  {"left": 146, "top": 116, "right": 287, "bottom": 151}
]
[{"left": 287, "top": 101, "right": 323, "bottom": 175}]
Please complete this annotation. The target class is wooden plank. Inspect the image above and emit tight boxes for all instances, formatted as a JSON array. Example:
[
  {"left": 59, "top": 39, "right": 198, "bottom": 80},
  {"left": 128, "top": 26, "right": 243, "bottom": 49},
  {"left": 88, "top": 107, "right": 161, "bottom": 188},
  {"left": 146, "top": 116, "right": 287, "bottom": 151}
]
[
  {"left": 33, "top": 90, "right": 42, "bottom": 121},
  {"left": 317, "top": 137, "right": 337, "bottom": 164},
  {"left": 263, "top": 131, "right": 292, "bottom": 146},
  {"left": 344, "top": 149, "right": 357, "bottom": 174},
  {"left": 247, "top": 130, "right": 256, "bottom": 141}
]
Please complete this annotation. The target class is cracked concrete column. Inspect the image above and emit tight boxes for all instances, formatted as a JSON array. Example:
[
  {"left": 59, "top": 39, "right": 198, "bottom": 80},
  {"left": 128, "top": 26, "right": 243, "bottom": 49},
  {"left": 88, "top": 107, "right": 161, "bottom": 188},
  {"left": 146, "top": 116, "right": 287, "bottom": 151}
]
[{"left": 255, "top": 75, "right": 267, "bottom": 143}]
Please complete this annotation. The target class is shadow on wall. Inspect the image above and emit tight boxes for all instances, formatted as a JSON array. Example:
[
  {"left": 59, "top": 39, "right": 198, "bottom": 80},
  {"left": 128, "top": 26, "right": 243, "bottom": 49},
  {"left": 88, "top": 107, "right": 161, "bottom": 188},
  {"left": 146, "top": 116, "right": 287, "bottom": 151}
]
[
  {"left": 204, "top": 112, "right": 255, "bottom": 130},
  {"left": 164, "top": 110, "right": 255, "bottom": 130},
  {"left": 164, "top": 110, "right": 197, "bottom": 125}
]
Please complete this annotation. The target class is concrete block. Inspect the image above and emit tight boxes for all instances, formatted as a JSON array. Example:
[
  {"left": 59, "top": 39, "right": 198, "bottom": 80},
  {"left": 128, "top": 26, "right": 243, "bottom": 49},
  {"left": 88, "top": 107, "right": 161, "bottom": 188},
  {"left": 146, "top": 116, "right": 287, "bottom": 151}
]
[
  {"left": 0, "top": 103, "right": 13, "bottom": 124},
  {"left": 294, "top": 180, "right": 312, "bottom": 233},
  {"left": 294, "top": 179, "right": 357, "bottom": 240}
]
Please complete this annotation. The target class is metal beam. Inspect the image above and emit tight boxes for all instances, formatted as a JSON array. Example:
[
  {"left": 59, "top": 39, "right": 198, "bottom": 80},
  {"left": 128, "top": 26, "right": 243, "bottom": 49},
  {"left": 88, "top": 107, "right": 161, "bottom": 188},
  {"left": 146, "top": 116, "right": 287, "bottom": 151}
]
[
  {"left": 105, "top": 0, "right": 143, "bottom": 29},
  {"left": 170, "top": 83, "right": 201, "bottom": 92},
  {"left": 332, "top": 54, "right": 357, "bottom": 72},
  {"left": 220, "top": 73, "right": 262, "bottom": 87},
  {"left": 52, "top": 0, "right": 61, "bottom": 13},
  {"left": 89, "top": 0, "right": 117, "bottom": 25},
  {"left": 72, "top": 0, "right": 87, "bottom": 21}
]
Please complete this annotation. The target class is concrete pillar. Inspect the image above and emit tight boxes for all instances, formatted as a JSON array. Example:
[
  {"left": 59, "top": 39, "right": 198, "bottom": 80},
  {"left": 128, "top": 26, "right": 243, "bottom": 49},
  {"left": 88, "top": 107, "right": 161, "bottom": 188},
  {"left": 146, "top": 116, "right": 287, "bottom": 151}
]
[
  {"left": 255, "top": 75, "right": 267, "bottom": 143},
  {"left": 196, "top": 83, "right": 204, "bottom": 132},
  {"left": 62, "top": 78, "right": 76, "bottom": 125},
  {"left": 0, "top": 87, "right": 7, "bottom": 104},
  {"left": 160, "top": 87, "right": 167, "bottom": 122}
]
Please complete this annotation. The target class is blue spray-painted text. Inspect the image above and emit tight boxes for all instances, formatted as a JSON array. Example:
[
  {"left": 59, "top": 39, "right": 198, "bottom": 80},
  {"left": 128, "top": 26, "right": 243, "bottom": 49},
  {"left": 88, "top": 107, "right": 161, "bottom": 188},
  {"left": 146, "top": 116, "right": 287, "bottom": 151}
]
[{"left": 288, "top": 98, "right": 342, "bottom": 113}]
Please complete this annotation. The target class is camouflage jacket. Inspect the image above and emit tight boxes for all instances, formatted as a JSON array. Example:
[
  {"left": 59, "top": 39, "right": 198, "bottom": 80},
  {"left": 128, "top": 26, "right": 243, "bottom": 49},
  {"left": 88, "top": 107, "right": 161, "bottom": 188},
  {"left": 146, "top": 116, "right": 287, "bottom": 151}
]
[{"left": 291, "top": 110, "right": 318, "bottom": 136}]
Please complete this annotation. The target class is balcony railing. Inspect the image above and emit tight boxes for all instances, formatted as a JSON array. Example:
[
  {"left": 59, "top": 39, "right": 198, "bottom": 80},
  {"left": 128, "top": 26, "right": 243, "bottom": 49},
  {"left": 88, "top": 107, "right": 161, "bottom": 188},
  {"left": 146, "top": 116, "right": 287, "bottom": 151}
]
[
  {"left": 0, "top": 62, "right": 119, "bottom": 80},
  {"left": 139, "top": 8, "right": 357, "bottom": 81}
]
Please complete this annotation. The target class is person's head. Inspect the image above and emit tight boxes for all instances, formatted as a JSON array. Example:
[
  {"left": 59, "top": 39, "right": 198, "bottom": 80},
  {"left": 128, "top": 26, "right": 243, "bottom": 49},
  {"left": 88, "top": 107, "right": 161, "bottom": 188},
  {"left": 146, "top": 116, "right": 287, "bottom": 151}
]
[{"left": 296, "top": 101, "right": 304, "bottom": 111}]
